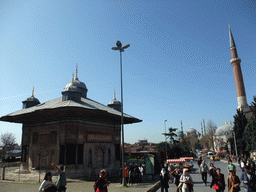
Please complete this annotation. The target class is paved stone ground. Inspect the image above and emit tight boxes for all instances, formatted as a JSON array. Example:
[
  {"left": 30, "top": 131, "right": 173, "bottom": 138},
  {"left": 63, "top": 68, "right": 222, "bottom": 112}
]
[{"left": 0, "top": 158, "right": 241, "bottom": 192}]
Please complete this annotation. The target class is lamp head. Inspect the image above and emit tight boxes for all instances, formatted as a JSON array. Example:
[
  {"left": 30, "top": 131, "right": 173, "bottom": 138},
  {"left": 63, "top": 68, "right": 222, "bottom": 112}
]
[{"left": 116, "top": 41, "right": 122, "bottom": 48}]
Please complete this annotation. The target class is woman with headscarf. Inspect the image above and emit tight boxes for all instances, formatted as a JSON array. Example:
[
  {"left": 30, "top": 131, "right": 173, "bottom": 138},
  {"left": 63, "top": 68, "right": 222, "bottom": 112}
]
[{"left": 159, "top": 168, "right": 169, "bottom": 192}]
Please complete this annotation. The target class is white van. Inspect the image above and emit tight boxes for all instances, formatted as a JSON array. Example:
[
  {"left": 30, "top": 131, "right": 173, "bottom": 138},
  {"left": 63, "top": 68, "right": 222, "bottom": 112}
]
[{"left": 207, "top": 152, "right": 214, "bottom": 158}]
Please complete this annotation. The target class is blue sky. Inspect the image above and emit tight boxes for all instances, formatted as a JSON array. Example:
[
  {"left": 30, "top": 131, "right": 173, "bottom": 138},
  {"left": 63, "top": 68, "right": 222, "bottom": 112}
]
[{"left": 0, "top": 0, "right": 255, "bottom": 145}]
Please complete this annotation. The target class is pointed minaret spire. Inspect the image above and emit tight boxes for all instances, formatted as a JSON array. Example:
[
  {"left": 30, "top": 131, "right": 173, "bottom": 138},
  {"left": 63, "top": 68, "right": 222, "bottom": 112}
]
[
  {"left": 201, "top": 122, "right": 203, "bottom": 136},
  {"left": 71, "top": 74, "right": 74, "bottom": 84},
  {"left": 203, "top": 119, "right": 206, "bottom": 135},
  {"left": 229, "top": 25, "right": 251, "bottom": 118},
  {"left": 32, "top": 87, "right": 34, "bottom": 97},
  {"left": 181, "top": 120, "right": 183, "bottom": 132},
  {"left": 75, "top": 64, "right": 78, "bottom": 80},
  {"left": 181, "top": 120, "right": 184, "bottom": 140},
  {"left": 114, "top": 90, "right": 116, "bottom": 100},
  {"left": 229, "top": 24, "right": 236, "bottom": 49}
]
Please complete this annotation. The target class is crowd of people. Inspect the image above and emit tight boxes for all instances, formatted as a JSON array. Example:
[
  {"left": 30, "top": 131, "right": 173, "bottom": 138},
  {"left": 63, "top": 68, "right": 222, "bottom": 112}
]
[
  {"left": 37, "top": 155, "right": 256, "bottom": 192},
  {"left": 158, "top": 155, "right": 256, "bottom": 192},
  {"left": 120, "top": 163, "right": 144, "bottom": 185}
]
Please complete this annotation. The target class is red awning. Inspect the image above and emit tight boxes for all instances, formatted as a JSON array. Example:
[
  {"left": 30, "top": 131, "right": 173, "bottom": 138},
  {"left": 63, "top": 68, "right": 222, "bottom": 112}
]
[{"left": 166, "top": 159, "right": 185, "bottom": 163}]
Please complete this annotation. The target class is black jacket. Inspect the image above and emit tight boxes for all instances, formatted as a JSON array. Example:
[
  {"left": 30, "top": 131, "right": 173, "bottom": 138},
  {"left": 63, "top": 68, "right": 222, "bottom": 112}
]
[
  {"left": 160, "top": 172, "right": 169, "bottom": 188},
  {"left": 210, "top": 173, "right": 225, "bottom": 190}
]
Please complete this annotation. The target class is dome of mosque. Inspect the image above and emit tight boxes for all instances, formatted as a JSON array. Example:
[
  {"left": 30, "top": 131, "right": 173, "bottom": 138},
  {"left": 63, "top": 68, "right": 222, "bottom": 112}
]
[
  {"left": 215, "top": 122, "right": 233, "bottom": 136},
  {"left": 187, "top": 128, "right": 198, "bottom": 133}
]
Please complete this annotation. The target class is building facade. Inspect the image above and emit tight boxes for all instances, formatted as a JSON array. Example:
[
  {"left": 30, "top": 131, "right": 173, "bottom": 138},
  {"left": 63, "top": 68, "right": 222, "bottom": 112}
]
[{"left": 0, "top": 69, "right": 141, "bottom": 178}]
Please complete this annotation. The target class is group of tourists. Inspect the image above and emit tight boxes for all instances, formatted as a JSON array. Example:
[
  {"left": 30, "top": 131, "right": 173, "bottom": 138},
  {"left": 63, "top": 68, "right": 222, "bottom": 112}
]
[
  {"left": 158, "top": 155, "right": 256, "bottom": 192},
  {"left": 121, "top": 163, "right": 144, "bottom": 185},
  {"left": 38, "top": 163, "right": 66, "bottom": 192},
  {"left": 197, "top": 157, "right": 256, "bottom": 192},
  {"left": 160, "top": 167, "right": 193, "bottom": 192}
]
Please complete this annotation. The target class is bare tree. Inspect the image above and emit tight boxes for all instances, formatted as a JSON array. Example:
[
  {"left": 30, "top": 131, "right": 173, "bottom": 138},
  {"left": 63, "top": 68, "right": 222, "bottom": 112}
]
[
  {"left": 0, "top": 132, "right": 17, "bottom": 159},
  {"left": 207, "top": 120, "right": 217, "bottom": 150},
  {"left": 186, "top": 131, "right": 198, "bottom": 151}
]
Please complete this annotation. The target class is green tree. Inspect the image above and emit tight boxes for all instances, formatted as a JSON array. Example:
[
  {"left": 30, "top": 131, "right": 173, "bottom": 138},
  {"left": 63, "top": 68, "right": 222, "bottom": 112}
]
[
  {"left": 243, "top": 117, "right": 256, "bottom": 152},
  {"left": 250, "top": 96, "right": 256, "bottom": 118},
  {"left": 233, "top": 109, "right": 247, "bottom": 154},
  {"left": 163, "top": 127, "right": 178, "bottom": 145}
]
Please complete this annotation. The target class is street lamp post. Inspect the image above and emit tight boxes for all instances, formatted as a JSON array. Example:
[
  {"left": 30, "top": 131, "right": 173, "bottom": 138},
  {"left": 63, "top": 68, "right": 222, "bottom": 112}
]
[
  {"left": 231, "top": 127, "right": 238, "bottom": 159},
  {"left": 164, "top": 120, "right": 167, "bottom": 160},
  {"left": 112, "top": 41, "right": 130, "bottom": 187}
]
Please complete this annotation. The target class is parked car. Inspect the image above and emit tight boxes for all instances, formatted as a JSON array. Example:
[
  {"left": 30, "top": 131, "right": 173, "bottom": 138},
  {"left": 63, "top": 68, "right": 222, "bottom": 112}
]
[{"left": 207, "top": 152, "right": 214, "bottom": 158}]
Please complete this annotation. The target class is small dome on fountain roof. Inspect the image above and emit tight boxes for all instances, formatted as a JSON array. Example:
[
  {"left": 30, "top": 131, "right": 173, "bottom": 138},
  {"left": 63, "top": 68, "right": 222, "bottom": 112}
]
[
  {"left": 108, "top": 90, "right": 121, "bottom": 105},
  {"left": 63, "top": 65, "right": 88, "bottom": 97},
  {"left": 22, "top": 87, "right": 40, "bottom": 103}
]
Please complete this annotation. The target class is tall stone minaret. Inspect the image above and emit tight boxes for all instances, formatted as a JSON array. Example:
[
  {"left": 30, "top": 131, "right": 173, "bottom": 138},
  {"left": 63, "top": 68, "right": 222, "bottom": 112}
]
[
  {"left": 201, "top": 122, "right": 203, "bottom": 137},
  {"left": 229, "top": 25, "right": 251, "bottom": 118},
  {"left": 203, "top": 119, "right": 206, "bottom": 135},
  {"left": 181, "top": 120, "right": 184, "bottom": 140}
]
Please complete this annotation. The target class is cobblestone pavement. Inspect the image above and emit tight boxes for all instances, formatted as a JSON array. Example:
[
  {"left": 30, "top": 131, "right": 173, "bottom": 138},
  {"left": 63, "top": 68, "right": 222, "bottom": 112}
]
[{"left": 0, "top": 158, "right": 241, "bottom": 192}]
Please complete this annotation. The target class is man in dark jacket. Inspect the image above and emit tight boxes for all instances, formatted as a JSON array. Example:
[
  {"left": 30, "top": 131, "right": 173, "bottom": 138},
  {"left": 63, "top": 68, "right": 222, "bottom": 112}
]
[
  {"left": 160, "top": 168, "right": 169, "bottom": 192},
  {"left": 171, "top": 168, "right": 182, "bottom": 192},
  {"left": 241, "top": 166, "right": 256, "bottom": 192},
  {"left": 210, "top": 168, "right": 225, "bottom": 192}
]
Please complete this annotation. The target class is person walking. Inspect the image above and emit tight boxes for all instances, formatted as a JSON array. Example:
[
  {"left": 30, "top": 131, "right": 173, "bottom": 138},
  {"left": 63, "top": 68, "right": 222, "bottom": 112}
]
[
  {"left": 209, "top": 168, "right": 225, "bottom": 192},
  {"left": 159, "top": 168, "right": 169, "bottom": 192},
  {"left": 209, "top": 163, "right": 216, "bottom": 178},
  {"left": 138, "top": 163, "right": 144, "bottom": 183},
  {"left": 227, "top": 169, "right": 240, "bottom": 192},
  {"left": 227, "top": 160, "right": 236, "bottom": 175},
  {"left": 197, "top": 156, "right": 202, "bottom": 168},
  {"left": 124, "top": 166, "right": 129, "bottom": 184},
  {"left": 240, "top": 159, "right": 245, "bottom": 172},
  {"left": 180, "top": 168, "right": 193, "bottom": 192},
  {"left": 241, "top": 166, "right": 256, "bottom": 192},
  {"left": 199, "top": 160, "right": 209, "bottom": 186},
  {"left": 51, "top": 163, "right": 66, "bottom": 192},
  {"left": 93, "top": 169, "right": 110, "bottom": 192},
  {"left": 170, "top": 168, "right": 182, "bottom": 192},
  {"left": 128, "top": 165, "right": 135, "bottom": 185},
  {"left": 134, "top": 164, "right": 141, "bottom": 184},
  {"left": 39, "top": 172, "right": 57, "bottom": 192}
]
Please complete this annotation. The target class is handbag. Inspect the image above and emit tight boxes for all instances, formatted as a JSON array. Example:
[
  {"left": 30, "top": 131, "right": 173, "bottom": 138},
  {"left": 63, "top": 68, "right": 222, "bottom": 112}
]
[{"left": 213, "top": 184, "right": 220, "bottom": 190}]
